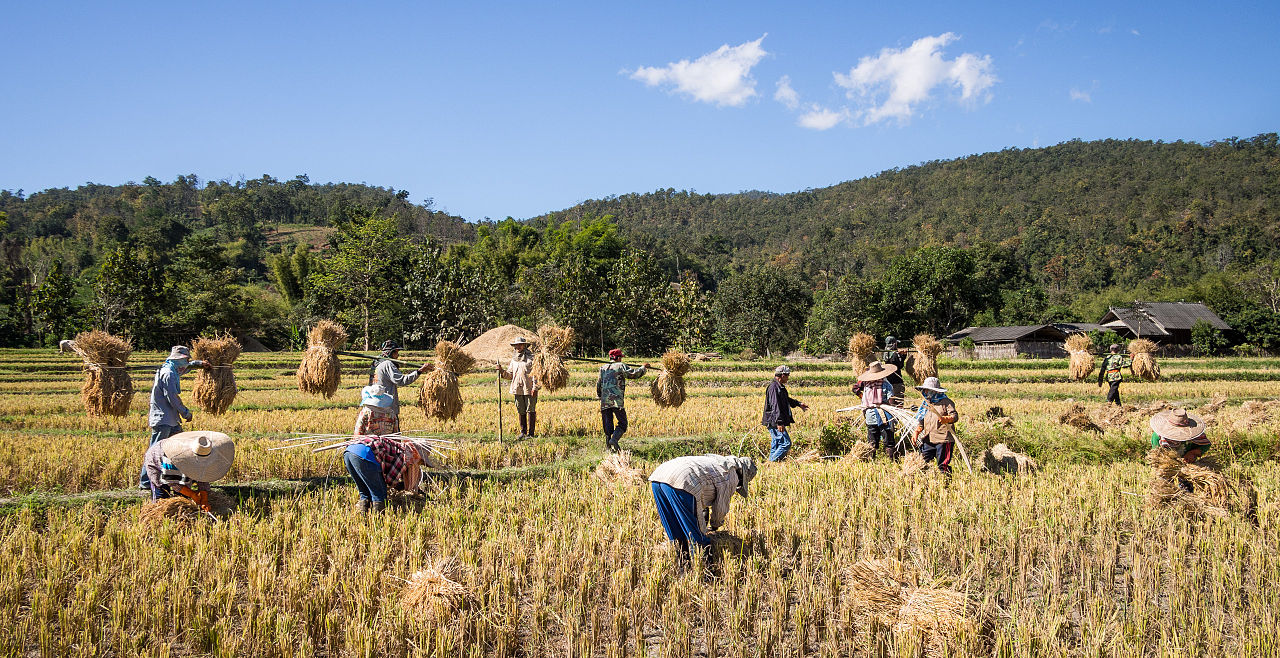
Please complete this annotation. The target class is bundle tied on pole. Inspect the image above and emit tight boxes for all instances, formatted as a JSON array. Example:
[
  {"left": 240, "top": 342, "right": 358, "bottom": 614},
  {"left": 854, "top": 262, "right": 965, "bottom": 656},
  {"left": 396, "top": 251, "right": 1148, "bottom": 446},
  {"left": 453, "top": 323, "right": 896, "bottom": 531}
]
[
  {"left": 1065, "top": 334, "right": 1095, "bottom": 381},
  {"left": 297, "top": 320, "right": 347, "bottom": 398},
  {"left": 847, "top": 332, "right": 876, "bottom": 377},
  {"left": 910, "top": 334, "right": 944, "bottom": 384},
  {"left": 649, "top": 350, "right": 690, "bottom": 408},
  {"left": 1128, "top": 339, "right": 1161, "bottom": 381},
  {"left": 419, "top": 340, "right": 476, "bottom": 422},
  {"left": 73, "top": 330, "right": 134, "bottom": 417},
  {"left": 533, "top": 324, "right": 573, "bottom": 392},
  {"left": 192, "top": 333, "right": 240, "bottom": 415}
]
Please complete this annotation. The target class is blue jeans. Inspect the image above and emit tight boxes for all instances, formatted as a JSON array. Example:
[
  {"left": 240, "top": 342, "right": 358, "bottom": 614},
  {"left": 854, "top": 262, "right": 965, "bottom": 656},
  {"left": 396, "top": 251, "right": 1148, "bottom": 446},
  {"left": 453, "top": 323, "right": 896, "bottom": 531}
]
[
  {"left": 344, "top": 450, "right": 388, "bottom": 503},
  {"left": 652, "top": 482, "right": 708, "bottom": 558},
  {"left": 768, "top": 427, "right": 792, "bottom": 461},
  {"left": 140, "top": 424, "right": 182, "bottom": 489}
]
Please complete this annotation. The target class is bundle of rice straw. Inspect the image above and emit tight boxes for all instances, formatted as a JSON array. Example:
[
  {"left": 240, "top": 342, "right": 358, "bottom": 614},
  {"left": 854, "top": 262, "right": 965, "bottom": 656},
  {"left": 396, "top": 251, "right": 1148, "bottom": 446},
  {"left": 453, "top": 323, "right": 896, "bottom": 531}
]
[
  {"left": 846, "top": 441, "right": 876, "bottom": 462},
  {"left": 72, "top": 330, "right": 134, "bottom": 417},
  {"left": 594, "top": 450, "right": 647, "bottom": 485},
  {"left": 419, "top": 340, "right": 476, "bottom": 422},
  {"left": 844, "top": 558, "right": 988, "bottom": 658},
  {"left": 980, "top": 443, "right": 1038, "bottom": 476},
  {"left": 847, "top": 332, "right": 877, "bottom": 377},
  {"left": 900, "top": 452, "right": 928, "bottom": 477},
  {"left": 533, "top": 325, "right": 573, "bottom": 392},
  {"left": 138, "top": 490, "right": 235, "bottom": 525},
  {"left": 192, "top": 333, "right": 240, "bottom": 415},
  {"left": 910, "top": 334, "right": 943, "bottom": 383},
  {"left": 401, "top": 556, "right": 468, "bottom": 614},
  {"left": 296, "top": 320, "right": 347, "bottom": 398},
  {"left": 1145, "top": 448, "right": 1256, "bottom": 519},
  {"left": 792, "top": 449, "right": 823, "bottom": 463},
  {"left": 1065, "top": 334, "right": 1095, "bottom": 381},
  {"left": 650, "top": 350, "right": 690, "bottom": 408},
  {"left": 1092, "top": 404, "right": 1129, "bottom": 429},
  {"left": 1128, "top": 339, "right": 1161, "bottom": 381},
  {"left": 1057, "top": 404, "right": 1102, "bottom": 433}
]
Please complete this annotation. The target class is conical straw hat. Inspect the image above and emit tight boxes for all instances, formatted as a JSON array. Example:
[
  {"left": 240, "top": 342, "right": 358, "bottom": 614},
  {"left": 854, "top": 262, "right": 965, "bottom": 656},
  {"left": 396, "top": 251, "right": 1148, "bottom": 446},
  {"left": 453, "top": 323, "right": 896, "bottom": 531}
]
[{"left": 160, "top": 431, "right": 235, "bottom": 483}]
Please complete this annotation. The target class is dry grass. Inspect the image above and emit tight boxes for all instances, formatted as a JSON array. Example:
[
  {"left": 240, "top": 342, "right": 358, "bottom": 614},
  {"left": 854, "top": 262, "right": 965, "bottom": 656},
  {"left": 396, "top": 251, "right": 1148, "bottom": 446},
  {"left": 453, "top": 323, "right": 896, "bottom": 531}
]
[
  {"left": 297, "top": 320, "right": 347, "bottom": 398},
  {"left": 461, "top": 324, "right": 537, "bottom": 369},
  {"left": 192, "top": 333, "right": 241, "bottom": 415},
  {"left": 847, "top": 441, "right": 876, "bottom": 462},
  {"left": 1145, "top": 448, "right": 1255, "bottom": 519},
  {"left": 419, "top": 340, "right": 476, "bottom": 422},
  {"left": 1128, "top": 338, "right": 1161, "bottom": 381},
  {"left": 910, "top": 334, "right": 943, "bottom": 383},
  {"left": 400, "top": 556, "right": 468, "bottom": 614},
  {"left": 137, "top": 490, "right": 235, "bottom": 525},
  {"left": 72, "top": 330, "right": 134, "bottom": 417},
  {"left": 844, "top": 558, "right": 988, "bottom": 658},
  {"left": 848, "top": 332, "right": 876, "bottom": 377},
  {"left": 1065, "top": 334, "right": 1095, "bottom": 381},
  {"left": 900, "top": 452, "right": 928, "bottom": 476},
  {"left": 1058, "top": 404, "right": 1102, "bottom": 433},
  {"left": 594, "top": 450, "right": 647, "bottom": 485},
  {"left": 650, "top": 351, "right": 690, "bottom": 408},
  {"left": 533, "top": 325, "right": 573, "bottom": 392}
]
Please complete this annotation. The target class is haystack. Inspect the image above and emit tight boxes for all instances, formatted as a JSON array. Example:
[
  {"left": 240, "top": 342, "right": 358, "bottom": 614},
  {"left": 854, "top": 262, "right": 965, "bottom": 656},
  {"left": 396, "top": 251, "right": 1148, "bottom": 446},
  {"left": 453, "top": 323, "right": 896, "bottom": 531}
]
[
  {"left": 1058, "top": 404, "right": 1102, "bottom": 432},
  {"left": 72, "top": 330, "right": 134, "bottom": 417},
  {"left": 401, "top": 557, "right": 468, "bottom": 615},
  {"left": 980, "top": 443, "right": 1038, "bottom": 475},
  {"left": 910, "top": 334, "right": 943, "bottom": 383},
  {"left": 532, "top": 325, "right": 573, "bottom": 392},
  {"left": 461, "top": 324, "right": 537, "bottom": 369},
  {"left": 297, "top": 320, "right": 347, "bottom": 398},
  {"left": 900, "top": 452, "right": 928, "bottom": 477},
  {"left": 844, "top": 558, "right": 988, "bottom": 658},
  {"left": 1233, "top": 400, "right": 1280, "bottom": 431},
  {"left": 1198, "top": 394, "right": 1229, "bottom": 415},
  {"left": 138, "top": 490, "right": 235, "bottom": 525},
  {"left": 650, "top": 350, "right": 690, "bottom": 408},
  {"left": 419, "top": 340, "right": 475, "bottom": 422},
  {"left": 1145, "top": 448, "right": 1255, "bottom": 519},
  {"left": 1065, "top": 334, "right": 1095, "bottom": 381},
  {"left": 594, "top": 450, "right": 647, "bottom": 485},
  {"left": 1128, "top": 339, "right": 1161, "bottom": 381},
  {"left": 848, "top": 332, "right": 876, "bottom": 377},
  {"left": 192, "top": 333, "right": 240, "bottom": 415}
]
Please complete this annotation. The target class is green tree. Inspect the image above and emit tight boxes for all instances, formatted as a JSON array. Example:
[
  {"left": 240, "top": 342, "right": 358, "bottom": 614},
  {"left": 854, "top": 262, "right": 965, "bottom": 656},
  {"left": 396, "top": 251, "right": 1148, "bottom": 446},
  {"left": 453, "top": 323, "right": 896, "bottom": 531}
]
[
  {"left": 93, "top": 246, "right": 170, "bottom": 346},
  {"left": 32, "top": 262, "right": 79, "bottom": 343},
  {"left": 403, "top": 241, "right": 506, "bottom": 344},
  {"left": 305, "top": 213, "right": 410, "bottom": 350},
  {"left": 1190, "top": 319, "right": 1228, "bottom": 355},
  {"left": 713, "top": 264, "right": 812, "bottom": 355}
]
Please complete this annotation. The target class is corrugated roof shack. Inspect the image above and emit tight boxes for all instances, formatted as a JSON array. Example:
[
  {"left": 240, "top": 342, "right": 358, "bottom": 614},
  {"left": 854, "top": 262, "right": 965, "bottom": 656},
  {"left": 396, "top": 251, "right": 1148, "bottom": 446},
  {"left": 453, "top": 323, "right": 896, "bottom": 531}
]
[
  {"left": 1099, "top": 301, "right": 1231, "bottom": 345},
  {"left": 945, "top": 325, "right": 1070, "bottom": 359}
]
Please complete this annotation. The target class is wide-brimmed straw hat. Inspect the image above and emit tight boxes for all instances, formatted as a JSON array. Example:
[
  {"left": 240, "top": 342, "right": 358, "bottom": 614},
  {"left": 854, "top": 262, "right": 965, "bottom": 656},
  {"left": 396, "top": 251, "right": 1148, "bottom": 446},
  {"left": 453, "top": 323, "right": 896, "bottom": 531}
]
[
  {"left": 510, "top": 336, "right": 531, "bottom": 346},
  {"left": 160, "top": 431, "right": 235, "bottom": 483},
  {"left": 1150, "top": 408, "right": 1206, "bottom": 442},
  {"left": 361, "top": 385, "right": 393, "bottom": 409},
  {"left": 858, "top": 361, "right": 898, "bottom": 382},
  {"left": 914, "top": 376, "right": 946, "bottom": 393}
]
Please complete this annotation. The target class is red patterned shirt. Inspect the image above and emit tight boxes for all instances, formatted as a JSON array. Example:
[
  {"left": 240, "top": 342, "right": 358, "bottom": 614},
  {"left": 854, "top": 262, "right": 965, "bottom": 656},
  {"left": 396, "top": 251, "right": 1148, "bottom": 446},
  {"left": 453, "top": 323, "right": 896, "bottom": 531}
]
[{"left": 352, "top": 436, "right": 420, "bottom": 490}]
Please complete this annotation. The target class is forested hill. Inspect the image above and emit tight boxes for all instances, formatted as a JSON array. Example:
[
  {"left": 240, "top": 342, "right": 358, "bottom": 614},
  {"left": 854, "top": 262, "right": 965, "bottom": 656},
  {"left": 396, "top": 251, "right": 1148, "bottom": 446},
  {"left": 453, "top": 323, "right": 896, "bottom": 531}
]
[{"left": 532, "top": 134, "right": 1280, "bottom": 293}]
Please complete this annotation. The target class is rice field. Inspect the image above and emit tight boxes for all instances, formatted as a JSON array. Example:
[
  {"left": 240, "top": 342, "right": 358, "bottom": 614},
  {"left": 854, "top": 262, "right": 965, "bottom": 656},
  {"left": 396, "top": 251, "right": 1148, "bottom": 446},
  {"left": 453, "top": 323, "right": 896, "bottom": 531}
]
[{"left": 1, "top": 348, "right": 1279, "bottom": 657}]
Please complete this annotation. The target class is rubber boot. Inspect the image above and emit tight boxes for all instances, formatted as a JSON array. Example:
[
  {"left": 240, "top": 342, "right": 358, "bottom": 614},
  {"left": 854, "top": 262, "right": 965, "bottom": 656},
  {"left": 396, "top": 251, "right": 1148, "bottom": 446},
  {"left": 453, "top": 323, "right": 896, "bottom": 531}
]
[
  {"left": 357, "top": 498, "right": 370, "bottom": 513},
  {"left": 527, "top": 412, "right": 537, "bottom": 437},
  {"left": 371, "top": 501, "right": 386, "bottom": 513},
  {"left": 517, "top": 413, "right": 528, "bottom": 440}
]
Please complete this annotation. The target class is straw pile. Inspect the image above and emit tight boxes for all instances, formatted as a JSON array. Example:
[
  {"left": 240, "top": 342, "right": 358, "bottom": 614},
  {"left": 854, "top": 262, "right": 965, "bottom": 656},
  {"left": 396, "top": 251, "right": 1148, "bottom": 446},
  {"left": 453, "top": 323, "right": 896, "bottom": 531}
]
[
  {"left": 401, "top": 557, "right": 468, "bottom": 615},
  {"left": 847, "top": 441, "right": 876, "bottom": 462},
  {"left": 1065, "top": 334, "right": 1095, "bottom": 381},
  {"left": 900, "top": 452, "right": 928, "bottom": 477},
  {"left": 650, "top": 350, "right": 690, "bottom": 408},
  {"left": 1146, "top": 448, "right": 1256, "bottom": 519},
  {"left": 138, "top": 490, "right": 235, "bottom": 525},
  {"left": 594, "top": 450, "right": 647, "bottom": 485},
  {"left": 910, "top": 334, "right": 943, "bottom": 383},
  {"left": 792, "top": 449, "right": 823, "bottom": 463},
  {"left": 848, "top": 332, "right": 877, "bottom": 377},
  {"left": 192, "top": 333, "right": 240, "bottom": 415},
  {"left": 461, "top": 324, "right": 537, "bottom": 369},
  {"left": 844, "top": 558, "right": 988, "bottom": 658},
  {"left": 1232, "top": 400, "right": 1280, "bottom": 431},
  {"left": 1058, "top": 404, "right": 1102, "bottom": 432},
  {"left": 1091, "top": 404, "right": 1130, "bottom": 429},
  {"left": 1128, "top": 339, "right": 1161, "bottom": 381},
  {"left": 533, "top": 325, "right": 573, "bottom": 392},
  {"left": 297, "top": 320, "right": 347, "bottom": 398},
  {"left": 419, "top": 340, "right": 475, "bottom": 422},
  {"left": 72, "top": 330, "right": 134, "bottom": 417},
  {"left": 980, "top": 443, "right": 1038, "bottom": 475}
]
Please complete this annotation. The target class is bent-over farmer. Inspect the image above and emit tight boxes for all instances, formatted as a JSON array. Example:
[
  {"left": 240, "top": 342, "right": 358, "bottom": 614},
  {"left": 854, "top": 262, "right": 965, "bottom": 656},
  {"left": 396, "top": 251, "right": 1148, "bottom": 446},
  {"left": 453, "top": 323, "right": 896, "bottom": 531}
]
[
  {"left": 649, "top": 454, "right": 757, "bottom": 561},
  {"left": 1097, "top": 344, "right": 1132, "bottom": 406},
  {"left": 343, "top": 435, "right": 428, "bottom": 513},
  {"left": 597, "top": 348, "right": 649, "bottom": 452},
  {"left": 142, "top": 430, "right": 235, "bottom": 510},
  {"left": 141, "top": 346, "right": 210, "bottom": 490},
  {"left": 762, "top": 365, "right": 808, "bottom": 461},
  {"left": 858, "top": 361, "right": 899, "bottom": 459},
  {"left": 497, "top": 336, "right": 539, "bottom": 439},
  {"left": 369, "top": 339, "right": 432, "bottom": 432},
  {"left": 913, "top": 376, "right": 958, "bottom": 475},
  {"left": 1150, "top": 408, "right": 1211, "bottom": 464}
]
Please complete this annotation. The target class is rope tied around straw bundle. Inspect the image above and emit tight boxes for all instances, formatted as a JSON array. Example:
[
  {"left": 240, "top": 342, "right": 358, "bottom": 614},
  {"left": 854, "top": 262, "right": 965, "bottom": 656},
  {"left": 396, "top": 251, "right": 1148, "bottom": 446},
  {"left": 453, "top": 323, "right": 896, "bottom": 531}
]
[
  {"left": 419, "top": 340, "right": 476, "bottom": 421},
  {"left": 650, "top": 350, "right": 690, "bottom": 408},
  {"left": 72, "top": 330, "right": 135, "bottom": 417},
  {"left": 192, "top": 332, "right": 241, "bottom": 415},
  {"left": 297, "top": 320, "right": 348, "bottom": 398},
  {"left": 1064, "top": 334, "right": 1095, "bottom": 381},
  {"left": 848, "top": 332, "right": 876, "bottom": 377},
  {"left": 533, "top": 325, "right": 573, "bottom": 392}
]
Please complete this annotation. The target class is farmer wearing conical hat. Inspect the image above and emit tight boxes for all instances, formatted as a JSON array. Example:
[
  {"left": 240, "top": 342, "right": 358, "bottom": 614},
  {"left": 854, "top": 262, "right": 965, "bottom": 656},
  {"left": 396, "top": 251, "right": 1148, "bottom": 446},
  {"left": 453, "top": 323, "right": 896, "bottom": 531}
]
[
  {"left": 882, "top": 336, "right": 907, "bottom": 400},
  {"left": 597, "top": 348, "right": 650, "bottom": 453},
  {"left": 1150, "top": 408, "right": 1211, "bottom": 464},
  {"left": 913, "top": 376, "right": 958, "bottom": 475},
  {"left": 859, "top": 361, "right": 900, "bottom": 459},
  {"left": 369, "top": 339, "right": 432, "bottom": 432},
  {"left": 497, "top": 336, "right": 539, "bottom": 439},
  {"left": 762, "top": 365, "right": 809, "bottom": 462},
  {"left": 649, "top": 454, "right": 757, "bottom": 561},
  {"left": 140, "top": 346, "right": 211, "bottom": 490},
  {"left": 142, "top": 430, "right": 235, "bottom": 511},
  {"left": 1097, "top": 344, "right": 1132, "bottom": 406}
]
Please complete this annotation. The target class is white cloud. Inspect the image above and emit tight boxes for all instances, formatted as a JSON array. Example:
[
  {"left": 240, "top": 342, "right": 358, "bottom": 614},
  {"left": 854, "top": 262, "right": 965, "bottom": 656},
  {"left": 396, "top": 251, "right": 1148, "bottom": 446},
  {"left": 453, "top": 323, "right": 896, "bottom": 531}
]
[
  {"left": 774, "top": 75, "right": 800, "bottom": 109},
  {"left": 1070, "top": 87, "right": 1092, "bottom": 103},
  {"left": 629, "top": 35, "right": 768, "bottom": 107},
  {"left": 1130, "top": 28, "right": 1141, "bottom": 36},
  {"left": 833, "top": 33, "right": 996, "bottom": 125},
  {"left": 797, "top": 105, "right": 849, "bottom": 130}
]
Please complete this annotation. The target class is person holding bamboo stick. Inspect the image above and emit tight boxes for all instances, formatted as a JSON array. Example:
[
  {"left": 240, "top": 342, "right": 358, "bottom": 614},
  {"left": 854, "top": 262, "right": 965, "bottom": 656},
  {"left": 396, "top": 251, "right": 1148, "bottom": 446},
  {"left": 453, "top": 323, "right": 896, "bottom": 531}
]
[
  {"left": 859, "top": 361, "right": 900, "bottom": 459},
  {"left": 762, "top": 365, "right": 808, "bottom": 462},
  {"left": 496, "top": 336, "right": 539, "bottom": 439},
  {"left": 140, "top": 346, "right": 210, "bottom": 490},
  {"left": 597, "top": 348, "right": 649, "bottom": 452},
  {"left": 912, "top": 377, "right": 957, "bottom": 475},
  {"left": 369, "top": 340, "right": 431, "bottom": 431},
  {"left": 1097, "top": 344, "right": 1132, "bottom": 406}
]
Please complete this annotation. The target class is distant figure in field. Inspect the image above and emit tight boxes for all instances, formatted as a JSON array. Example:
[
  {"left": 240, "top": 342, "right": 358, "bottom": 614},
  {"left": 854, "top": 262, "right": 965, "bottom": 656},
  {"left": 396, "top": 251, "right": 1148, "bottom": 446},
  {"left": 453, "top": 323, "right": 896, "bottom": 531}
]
[
  {"left": 913, "top": 376, "right": 958, "bottom": 476},
  {"left": 1097, "top": 344, "right": 1132, "bottom": 406},
  {"left": 367, "top": 339, "right": 432, "bottom": 433},
  {"left": 882, "top": 336, "right": 907, "bottom": 400},
  {"left": 858, "top": 361, "right": 900, "bottom": 459},
  {"left": 649, "top": 454, "right": 757, "bottom": 561},
  {"left": 597, "top": 348, "right": 649, "bottom": 452},
  {"left": 59, "top": 339, "right": 76, "bottom": 354},
  {"left": 497, "top": 336, "right": 539, "bottom": 439},
  {"left": 761, "top": 365, "right": 808, "bottom": 462}
]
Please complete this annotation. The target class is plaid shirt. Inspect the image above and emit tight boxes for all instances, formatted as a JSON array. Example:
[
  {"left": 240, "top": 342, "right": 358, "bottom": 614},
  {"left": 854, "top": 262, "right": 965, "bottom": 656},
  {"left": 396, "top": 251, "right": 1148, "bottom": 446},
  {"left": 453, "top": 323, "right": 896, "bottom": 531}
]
[{"left": 353, "top": 436, "right": 420, "bottom": 490}]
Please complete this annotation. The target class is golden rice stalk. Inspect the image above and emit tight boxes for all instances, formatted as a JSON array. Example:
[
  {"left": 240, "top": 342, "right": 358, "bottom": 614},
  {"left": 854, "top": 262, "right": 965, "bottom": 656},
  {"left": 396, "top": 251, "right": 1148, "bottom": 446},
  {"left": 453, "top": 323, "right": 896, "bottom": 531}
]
[
  {"left": 1128, "top": 338, "right": 1161, "bottom": 381},
  {"left": 911, "top": 334, "right": 943, "bottom": 383},
  {"left": 900, "top": 452, "right": 928, "bottom": 477},
  {"left": 1145, "top": 448, "right": 1255, "bottom": 519},
  {"left": 848, "top": 332, "right": 877, "bottom": 377},
  {"left": 980, "top": 443, "right": 1038, "bottom": 475},
  {"left": 1058, "top": 404, "right": 1102, "bottom": 433},
  {"left": 594, "top": 450, "right": 647, "bottom": 485},
  {"left": 895, "top": 586, "right": 985, "bottom": 658},
  {"left": 138, "top": 490, "right": 235, "bottom": 526},
  {"left": 533, "top": 325, "right": 573, "bottom": 392},
  {"left": 1065, "top": 334, "right": 1095, "bottom": 381},
  {"left": 73, "top": 330, "right": 135, "bottom": 417},
  {"left": 650, "top": 351, "right": 690, "bottom": 408},
  {"left": 419, "top": 340, "right": 476, "bottom": 422},
  {"left": 401, "top": 557, "right": 468, "bottom": 614},
  {"left": 1091, "top": 403, "right": 1129, "bottom": 429},
  {"left": 192, "top": 333, "right": 240, "bottom": 415},
  {"left": 847, "top": 441, "right": 875, "bottom": 462},
  {"left": 297, "top": 320, "right": 347, "bottom": 398},
  {"left": 844, "top": 558, "right": 914, "bottom": 624}
]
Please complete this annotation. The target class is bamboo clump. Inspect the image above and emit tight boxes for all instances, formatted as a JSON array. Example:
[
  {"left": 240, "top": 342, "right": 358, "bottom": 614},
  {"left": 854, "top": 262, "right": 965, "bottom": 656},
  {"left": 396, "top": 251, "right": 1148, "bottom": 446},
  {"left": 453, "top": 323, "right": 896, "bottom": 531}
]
[
  {"left": 1128, "top": 339, "right": 1161, "bottom": 381},
  {"left": 192, "top": 333, "right": 240, "bottom": 415},
  {"left": 72, "top": 330, "right": 135, "bottom": 417},
  {"left": 649, "top": 351, "right": 690, "bottom": 408},
  {"left": 848, "top": 332, "right": 877, "bottom": 377},
  {"left": 297, "top": 321, "right": 347, "bottom": 398},
  {"left": 1065, "top": 334, "right": 1095, "bottom": 381},
  {"left": 911, "top": 334, "right": 944, "bottom": 383},
  {"left": 419, "top": 340, "right": 476, "bottom": 422},
  {"left": 533, "top": 325, "right": 573, "bottom": 392}
]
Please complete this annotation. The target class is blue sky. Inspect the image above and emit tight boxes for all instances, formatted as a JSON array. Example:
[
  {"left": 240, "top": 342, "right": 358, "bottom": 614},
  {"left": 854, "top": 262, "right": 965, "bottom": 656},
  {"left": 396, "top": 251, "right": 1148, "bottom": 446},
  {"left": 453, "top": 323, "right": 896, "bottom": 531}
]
[{"left": 2, "top": 1, "right": 1277, "bottom": 221}]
